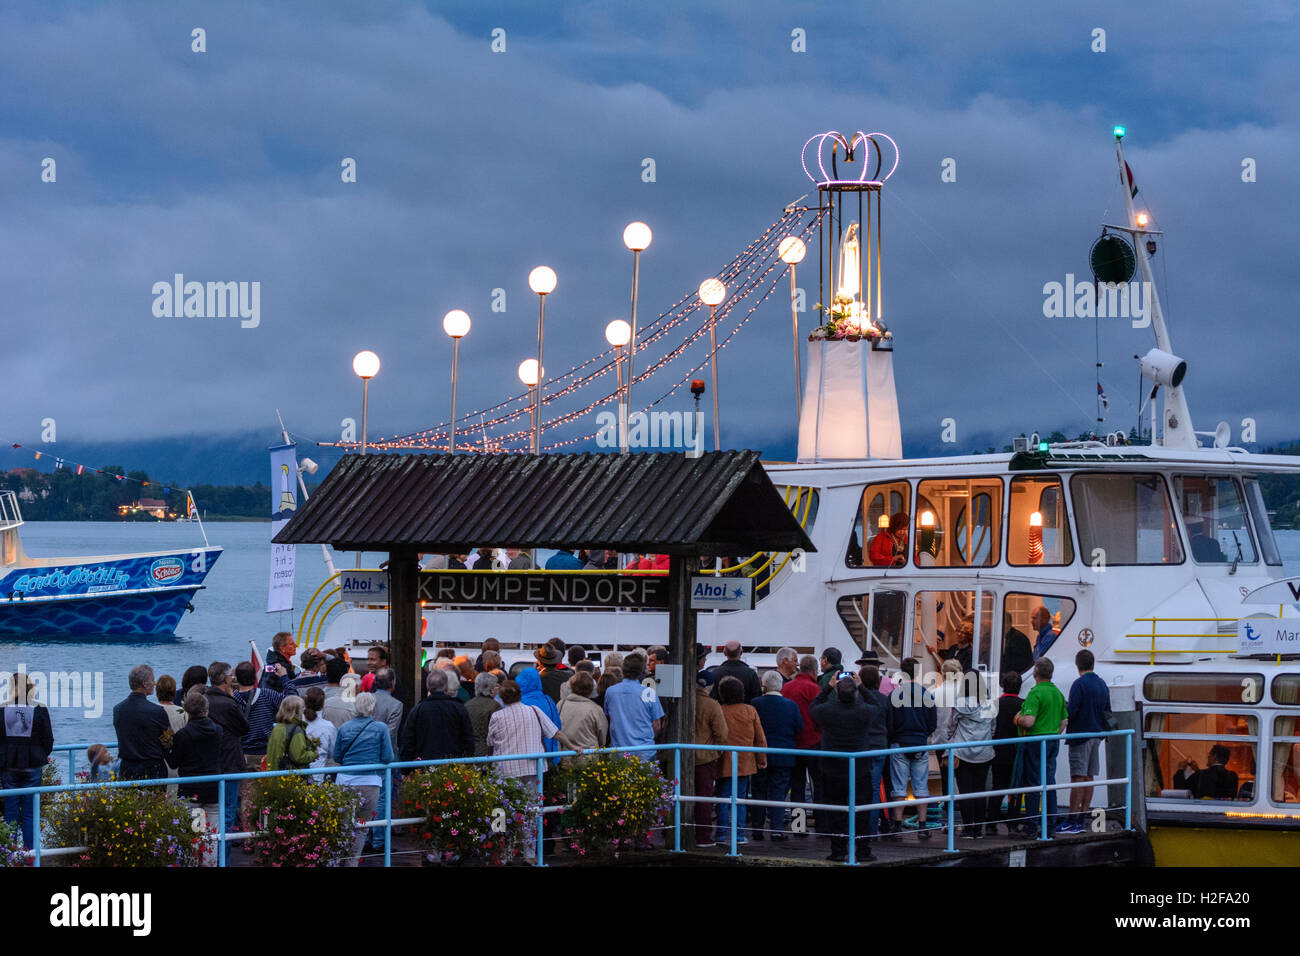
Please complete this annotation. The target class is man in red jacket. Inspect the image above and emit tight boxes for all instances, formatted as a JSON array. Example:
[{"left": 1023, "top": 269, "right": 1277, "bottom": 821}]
[{"left": 782, "top": 655, "right": 823, "bottom": 834}]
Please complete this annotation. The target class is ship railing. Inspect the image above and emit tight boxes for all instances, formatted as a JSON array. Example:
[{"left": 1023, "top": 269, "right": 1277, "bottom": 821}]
[
  {"left": 0, "top": 490, "right": 23, "bottom": 533},
  {"left": 15, "top": 729, "right": 1134, "bottom": 868},
  {"left": 1120, "top": 616, "right": 1256, "bottom": 665},
  {"left": 697, "top": 483, "right": 816, "bottom": 593}
]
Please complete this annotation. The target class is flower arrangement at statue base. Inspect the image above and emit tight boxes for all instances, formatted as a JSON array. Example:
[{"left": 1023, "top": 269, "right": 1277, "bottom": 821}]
[
  {"left": 400, "top": 763, "right": 537, "bottom": 866},
  {"left": 246, "top": 773, "right": 361, "bottom": 867},
  {"left": 0, "top": 820, "right": 28, "bottom": 867},
  {"left": 809, "top": 297, "right": 891, "bottom": 344},
  {"left": 556, "top": 753, "right": 674, "bottom": 860},
  {"left": 42, "top": 784, "right": 207, "bottom": 867}
]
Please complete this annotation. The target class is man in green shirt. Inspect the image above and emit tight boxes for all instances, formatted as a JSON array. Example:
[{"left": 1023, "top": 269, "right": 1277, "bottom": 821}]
[{"left": 1014, "top": 657, "right": 1068, "bottom": 834}]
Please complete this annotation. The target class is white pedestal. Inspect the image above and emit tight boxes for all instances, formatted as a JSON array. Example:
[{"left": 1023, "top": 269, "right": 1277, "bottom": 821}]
[{"left": 797, "top": 340, "right": 902, "bottom": 461}]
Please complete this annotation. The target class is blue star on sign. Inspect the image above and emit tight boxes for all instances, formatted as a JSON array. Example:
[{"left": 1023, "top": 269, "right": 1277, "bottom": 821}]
[{"left": 732, "top": 587, "right": 744, "bottom": 598}]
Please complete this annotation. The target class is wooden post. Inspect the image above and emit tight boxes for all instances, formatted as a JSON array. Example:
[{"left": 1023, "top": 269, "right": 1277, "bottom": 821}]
[
  {"left": 388, "top": 548, "right": 421, "bottom": 710},
  {"left": 667, "top": 555, "right": 698, "bottom": 846}
]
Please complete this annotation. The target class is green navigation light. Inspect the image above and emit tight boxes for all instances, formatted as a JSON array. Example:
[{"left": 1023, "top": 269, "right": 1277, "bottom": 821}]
[
  {"left": 1113, "top": 125, "right": 1126, "bottom": 139},
  {"left": 1037, "top": 442, "right": 1050, "bottom": 452}
]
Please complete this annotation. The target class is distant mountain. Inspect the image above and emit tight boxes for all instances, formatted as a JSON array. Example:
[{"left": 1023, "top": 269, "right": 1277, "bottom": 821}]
[
  {"left": 2, "top": 432, "right": 347, "bottom": 487},
  {"left": 6, "top": 428, "right": 1295, "bottom": 490}
]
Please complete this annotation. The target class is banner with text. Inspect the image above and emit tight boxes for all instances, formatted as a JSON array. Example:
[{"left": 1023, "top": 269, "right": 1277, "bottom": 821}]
[
  {"left": 267, "top": 443, "right": 297, "bottom": 613},
  {"left": 418, "top": 571, "right": 670, "bottom": 608}
]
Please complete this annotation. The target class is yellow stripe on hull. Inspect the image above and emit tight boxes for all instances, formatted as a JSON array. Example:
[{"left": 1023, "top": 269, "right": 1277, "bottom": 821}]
[{"left": 1150, "top": 825, "right": 1300, "bottom": 866}]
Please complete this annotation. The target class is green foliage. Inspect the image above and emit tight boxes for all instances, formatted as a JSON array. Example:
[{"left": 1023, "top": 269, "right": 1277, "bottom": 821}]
[
  {"left": 43, "top": 784, "right": 206, "bottom": 867},
  {"left": 400, "top": 764, "right": 537, "bottom": 865},
  {"left": 0, "top": 466, "right": 269, "bottom": 520},
  {"left": 246, "top": 774, "right": 361, "bottom": 867}
]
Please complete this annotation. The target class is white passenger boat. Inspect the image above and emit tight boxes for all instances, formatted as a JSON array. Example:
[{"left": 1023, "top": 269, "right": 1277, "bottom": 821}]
[{"left": 300, "top": 129, "right": 1300, "bottom": 859}]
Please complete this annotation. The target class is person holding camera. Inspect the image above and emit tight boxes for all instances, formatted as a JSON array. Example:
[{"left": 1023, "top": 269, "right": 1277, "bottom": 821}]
[{"left": 810, "top": 670, "right": 875, "bottom": 862}]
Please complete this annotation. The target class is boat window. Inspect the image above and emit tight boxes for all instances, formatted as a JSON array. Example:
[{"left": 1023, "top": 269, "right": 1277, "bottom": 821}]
[
  {"left": 1175, "top": 475, "right": 1256, "bottom": 565},
  {"left": 1271, "top": 716, "right": 1300, "bottom": 805},
  {"left": 1242, "top": 478, "right": 1283, "bottom": 567},
  {"left": 1274, "top": 676, "right": 1300, "bottom": 705},
  {"left": 1008, "top": 476, "right": 1073, "bottom": 566},
  {"left": 848, "top": 480, "right": 910, "bottom": 568},
  {"left": 1144, "top": 711, "right": 1258, "bottom": 802},
  {"left": 1143, "top": 672, "right": 1265, "bottom": 705},
  {"left": 911, "top": 589, "right": 994, "bottom": 676},
  {"left": 1002, "top": 592, "right": 1077, "bottom": 670},
  {"left": 834, "top": 589, "right": 906, "bottom": 667},
  {"left": 914, "top": 478, "right": 1002, "bottom": 567},
  {"left": 1071, "top": 473, "right": 1184, "bottom": 566}
]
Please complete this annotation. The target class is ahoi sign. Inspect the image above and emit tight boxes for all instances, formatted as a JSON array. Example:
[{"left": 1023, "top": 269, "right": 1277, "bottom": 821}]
[
  {"left": 418, "top": 571, "right": 669, "bottom": 609},
  {"left": 690, "top": 576, "right": 754, "bottom": 611}
]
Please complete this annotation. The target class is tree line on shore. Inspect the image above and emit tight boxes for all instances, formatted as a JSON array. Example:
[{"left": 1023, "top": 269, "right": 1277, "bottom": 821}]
[{"left": 0, "top": 467, "right": 286, "bottom": 521}]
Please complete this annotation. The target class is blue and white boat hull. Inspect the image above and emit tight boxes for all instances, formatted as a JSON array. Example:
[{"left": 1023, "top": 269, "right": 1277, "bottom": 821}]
[{"left": 0, "top": 547, "right": 222, "bottom": 637}]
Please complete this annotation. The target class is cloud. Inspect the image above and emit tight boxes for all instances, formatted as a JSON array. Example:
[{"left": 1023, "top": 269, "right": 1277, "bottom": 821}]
[{"left": 0, "top": 1, "right": 1294, "bottom": 459}]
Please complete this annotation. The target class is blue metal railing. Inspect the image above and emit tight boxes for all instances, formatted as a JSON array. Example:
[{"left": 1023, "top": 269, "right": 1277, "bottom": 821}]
[{"left": 5, "top": 729, "right": 1134, "bottom": 867}]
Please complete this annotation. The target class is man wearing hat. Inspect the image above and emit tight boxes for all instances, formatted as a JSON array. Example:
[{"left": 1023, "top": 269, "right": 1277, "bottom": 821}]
[
  {"left": 535, "top": 643, "right": 569, "bottom": 703},
  {"left": 855, "top": 652, "right": 897, "bottom": 696}
]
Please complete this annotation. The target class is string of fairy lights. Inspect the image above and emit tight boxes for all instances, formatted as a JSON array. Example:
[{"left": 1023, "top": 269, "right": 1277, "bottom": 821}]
[{"left": 322, "top": 204, "right": 826, "bottom": 454}]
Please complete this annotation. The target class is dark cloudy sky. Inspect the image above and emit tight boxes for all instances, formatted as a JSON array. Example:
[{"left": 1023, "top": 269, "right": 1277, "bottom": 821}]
[{"left": 2, "top": 0, "right": 1296, "bottom": 459}]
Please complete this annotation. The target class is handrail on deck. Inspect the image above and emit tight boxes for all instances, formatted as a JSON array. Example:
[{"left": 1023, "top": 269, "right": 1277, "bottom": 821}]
[
  {"left": 15, "top": 729, "right": 1134, "bottom": 868},
  {"left": 1123, "top": 613, "right": 1291, "bottom": 665}
]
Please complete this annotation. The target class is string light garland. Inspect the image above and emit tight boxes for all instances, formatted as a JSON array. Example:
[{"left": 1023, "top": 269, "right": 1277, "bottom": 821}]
[{"left": 320, "top": 206, "right": 825, "bottom": 454}]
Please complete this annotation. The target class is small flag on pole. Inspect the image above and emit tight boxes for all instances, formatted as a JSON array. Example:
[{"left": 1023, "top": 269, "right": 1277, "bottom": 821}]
[
  {"left": 1124, "top": 161, "right": 1139, "bottom": 198},
  {"left": 187, "top": 492, "right": 198, "bottom": 520},
  {"left": 1098, "top": 382, "right": 1110, "bottom": 412},
  {"left": 249, "top": 639, "right": 266, "bottom": 687},
  {"left": 33, "top": 451, "right": 41, "bottom": 460},
  {"left": 76, "top": 464, "right": 84, "bottom": 476}
]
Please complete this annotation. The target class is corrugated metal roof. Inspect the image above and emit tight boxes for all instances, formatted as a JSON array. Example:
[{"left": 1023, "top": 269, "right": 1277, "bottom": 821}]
[{"left": 273, "top": 451, "right": 817, "bottom": 555}]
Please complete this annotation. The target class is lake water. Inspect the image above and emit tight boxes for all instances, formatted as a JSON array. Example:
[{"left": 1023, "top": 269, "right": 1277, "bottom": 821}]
[{"left": 3, "top": 521, "right": 1299, "bottom": 752}]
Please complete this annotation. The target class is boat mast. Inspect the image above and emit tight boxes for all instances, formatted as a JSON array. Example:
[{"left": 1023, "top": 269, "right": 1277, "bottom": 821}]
[{"left": 1113, "top": 131, "right": 1196, "bottom": 449}]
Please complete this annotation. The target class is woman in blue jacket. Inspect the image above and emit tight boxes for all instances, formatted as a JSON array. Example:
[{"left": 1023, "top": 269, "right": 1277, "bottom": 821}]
[{"left": 333, "top": 692, "right": 395, "bottom": 866}]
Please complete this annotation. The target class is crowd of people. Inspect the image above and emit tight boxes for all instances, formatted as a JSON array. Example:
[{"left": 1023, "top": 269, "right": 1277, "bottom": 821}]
[
  {"left": 0, "top": 625, "right": 1116, "bottom": 866},
  {"left": 690, "top": 642, "right": 1114, "bottom": 861}
]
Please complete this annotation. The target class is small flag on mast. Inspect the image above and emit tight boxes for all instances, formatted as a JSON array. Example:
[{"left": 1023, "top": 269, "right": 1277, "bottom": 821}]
[
  {"left": 187, "top": 492, "right": 198, "bottom": 520},
  {"left": 1124, "top": 161, "right": 1139, "bottom": 198},
  {"left": 1098, "top": 382, "right": 1110, "bottom": 412}
]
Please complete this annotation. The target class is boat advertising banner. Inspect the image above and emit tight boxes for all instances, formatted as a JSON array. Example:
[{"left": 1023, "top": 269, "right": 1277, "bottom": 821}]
[
  {"left": 267, "top": 443, "right": 297, "bottom": 613},
  {"left": 1236, "top": 618, "right": 1300, "bottom": 656}
]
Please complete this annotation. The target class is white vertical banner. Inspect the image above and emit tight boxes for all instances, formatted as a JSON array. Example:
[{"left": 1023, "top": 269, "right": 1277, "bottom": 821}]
[{"left": 267, "top": 442, "right": 298, "bottom": 613}]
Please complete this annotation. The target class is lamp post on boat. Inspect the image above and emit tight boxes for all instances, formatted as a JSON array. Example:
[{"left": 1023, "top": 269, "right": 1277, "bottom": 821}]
[
  {"left": 605, "top": 319, "right": 632, "bottom": 453},
  {"left": 351, "top": 350, "right": 380, "bottom": 455},
  {"left": 442, "top": 310, "right": 471, "bottom": 454},
  {"left": 518, "top": 358, "right": 541, "bottom": 454},
  {"left": 527, "top": 266, "right": 557, "bottom": 455},
  {"left": 697, "top": 278, "right": 726, "bottom": 451},
  {"left": 778, "top": 236, "right": 807, "bottom": 423},
  {"left": 621, "top": 222, "right": 652, "bottom": 439}
]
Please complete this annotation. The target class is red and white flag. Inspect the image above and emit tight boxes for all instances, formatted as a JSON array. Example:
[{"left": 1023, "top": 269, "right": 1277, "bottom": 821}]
[{"left": 249, "top": 640, "right": 265, "bottom": 687}]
